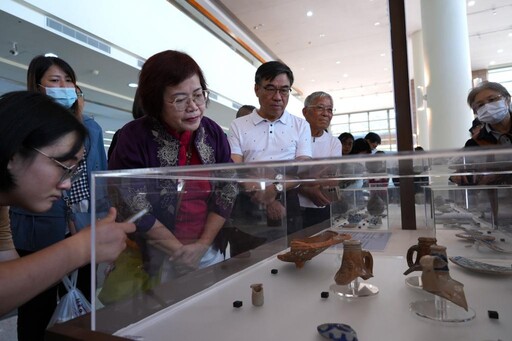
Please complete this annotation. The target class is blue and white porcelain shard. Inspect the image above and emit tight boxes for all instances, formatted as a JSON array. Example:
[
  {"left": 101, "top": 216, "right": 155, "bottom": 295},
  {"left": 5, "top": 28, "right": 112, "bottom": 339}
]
[
  {"left": 449, "top": 256, "right": 512, "bottom": 275},
  {"left": 317, "top": 323, "right": 358, "bottom": 341},
  {"left": 347, "top": 211, "right": 366, "bottom": 224}
]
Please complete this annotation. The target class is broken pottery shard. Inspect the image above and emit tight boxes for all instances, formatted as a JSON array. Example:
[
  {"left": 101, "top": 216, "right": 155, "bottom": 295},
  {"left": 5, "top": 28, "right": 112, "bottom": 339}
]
[
  {"left": 277, "top": 231, "right": 351, "bottom": 268},
  {"left": 420, "top": 245, "right": 469, "bottom": 311},
  {"left": 317, "top": 323, "right": 358, "bottom": 341}
]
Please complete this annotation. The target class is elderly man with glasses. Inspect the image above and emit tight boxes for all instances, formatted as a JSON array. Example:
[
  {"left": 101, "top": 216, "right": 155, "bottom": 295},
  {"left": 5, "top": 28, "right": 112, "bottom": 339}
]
[
  {"left": 298, "top": 91, "right": 341, "bottom": 229},
  {"left": 228, "top": 61, "right": 312, "bottom": 236}
]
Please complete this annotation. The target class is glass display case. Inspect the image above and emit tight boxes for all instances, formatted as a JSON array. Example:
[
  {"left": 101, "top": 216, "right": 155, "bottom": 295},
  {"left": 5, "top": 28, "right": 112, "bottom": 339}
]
[{"left": 47, "top": 148, "right": 512, "bottom": 341}]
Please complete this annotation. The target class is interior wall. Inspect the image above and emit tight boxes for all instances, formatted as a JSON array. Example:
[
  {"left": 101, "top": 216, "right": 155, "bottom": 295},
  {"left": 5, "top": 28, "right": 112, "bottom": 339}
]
[{"left": 14, "top": 0, "right": 305, "bottom": 117}]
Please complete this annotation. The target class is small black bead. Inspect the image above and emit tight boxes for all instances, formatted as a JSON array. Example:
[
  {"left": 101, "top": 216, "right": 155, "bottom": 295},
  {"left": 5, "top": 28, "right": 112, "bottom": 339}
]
[
  {"left": 487, "top": 230, "right": 492, "bottom": 234},
  {"left": 271, "top": 269, "right": 278, "bottom": 274},
  {"left": 488, "top": 310, "right": 499, "bottom": 319},
  {"left": 500, "top": 238, "right": 506, "bottom": 242},
  {"left": 233, "top": 300, "right": 243, "bottom": 308},
  {"left": 321, "top": 291, "right": 329, "bottom": 298}
]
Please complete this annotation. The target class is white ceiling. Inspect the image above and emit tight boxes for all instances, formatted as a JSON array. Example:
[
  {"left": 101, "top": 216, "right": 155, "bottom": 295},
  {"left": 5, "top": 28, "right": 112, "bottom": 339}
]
[
  {"left": 0, "top": 6, "right": 235, "bottom": 132},
  {"left": 212, "top": 0, "right": 512, "bottom": 102},
  {"left": 0, "top": 0, "right": 511, "bottom": 130}
]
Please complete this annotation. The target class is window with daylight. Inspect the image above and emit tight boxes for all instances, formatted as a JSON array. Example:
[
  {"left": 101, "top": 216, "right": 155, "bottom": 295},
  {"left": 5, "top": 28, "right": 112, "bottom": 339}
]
[
  {"left": 330, "top": 108, "right": 397, "bottom": 151},
  {"left": 488, "top": 66, "right": 512, "bottom": 94}
]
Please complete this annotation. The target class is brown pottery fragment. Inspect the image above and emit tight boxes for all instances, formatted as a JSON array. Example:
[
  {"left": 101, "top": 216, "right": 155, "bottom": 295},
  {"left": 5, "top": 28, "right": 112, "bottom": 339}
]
[{"left": 277, "top": 231, "right": 351, "bottom": 268}]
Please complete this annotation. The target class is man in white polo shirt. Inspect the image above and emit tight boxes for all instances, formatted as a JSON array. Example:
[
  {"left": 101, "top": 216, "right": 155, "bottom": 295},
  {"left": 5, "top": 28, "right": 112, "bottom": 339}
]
[
  {"left": 299, "top": 91, "right": 341, "bottom": 228},
  {"left": 228, "top": 61, "right": 312, "bottom": 235}
]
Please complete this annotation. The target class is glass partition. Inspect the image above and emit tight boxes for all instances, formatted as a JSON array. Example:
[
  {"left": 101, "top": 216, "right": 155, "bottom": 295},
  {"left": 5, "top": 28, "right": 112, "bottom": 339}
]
[{"left": 89, "top": 147, "right": 512, "bottom": 338}]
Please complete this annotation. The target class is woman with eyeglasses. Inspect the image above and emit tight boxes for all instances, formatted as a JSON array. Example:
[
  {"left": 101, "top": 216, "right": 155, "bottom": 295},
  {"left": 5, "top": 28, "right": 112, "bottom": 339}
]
[
  {"left": 9, "top": 55, "right": 108, "bottom": 340},
  {"left": 109, "top": 50, "right": 236, "bottom": 281},
  {"left": 0, "top": 91, "right": 134, "bottom": 317}
]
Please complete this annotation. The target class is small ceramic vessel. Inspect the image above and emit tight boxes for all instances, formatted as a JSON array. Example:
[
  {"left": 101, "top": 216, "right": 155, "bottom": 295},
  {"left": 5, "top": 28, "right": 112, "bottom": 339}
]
[
  {"left": 250, "top": 283, "right": 264, "bottom": 306},
  {"left": 334, "top": 240, "right": 373, "bottom": 285},
  {"left": 403, "top": 236, "right": 437, "bottom": 275}
]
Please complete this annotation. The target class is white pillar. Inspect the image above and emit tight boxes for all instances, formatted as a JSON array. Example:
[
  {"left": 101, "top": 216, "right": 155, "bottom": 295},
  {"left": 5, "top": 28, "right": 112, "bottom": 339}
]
[
  {"left": 411, "top": 30, "right": 429, "bottom": 150},
  {"left": 421, "top": 0, "right": 473, "bottom": 150}
]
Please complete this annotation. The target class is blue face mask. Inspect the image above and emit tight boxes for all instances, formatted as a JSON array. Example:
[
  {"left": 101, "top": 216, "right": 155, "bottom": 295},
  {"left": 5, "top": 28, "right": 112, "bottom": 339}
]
[{"left": 43, "top": 87, "right": 78, "bottom": 109}]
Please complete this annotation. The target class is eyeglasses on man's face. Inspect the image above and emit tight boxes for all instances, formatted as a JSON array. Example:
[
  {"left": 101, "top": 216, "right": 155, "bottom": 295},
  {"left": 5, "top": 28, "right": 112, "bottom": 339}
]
[
  {"left": 471, "top": 94, "right": 503, "bottom": 111},
  {"left": 167, "top": 90, "right": 209, "bottom": 112},
  {"left": 261, "top": 85, "right": 292, "bottom": 97},
  {"left": 307, "top": 105, "right": 335, "bottom": 115},
  {"left": 32, "top": 147, "right": 84, "bottom": 184}
]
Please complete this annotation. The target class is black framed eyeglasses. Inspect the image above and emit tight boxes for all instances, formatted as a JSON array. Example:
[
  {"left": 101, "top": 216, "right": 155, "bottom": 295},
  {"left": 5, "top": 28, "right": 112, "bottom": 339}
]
[
  {"left": 32, "top": 147, "right": 84, "bottom": 184},
  {"left": 262, "top": 86, "right": 292, "bottom": 97}
]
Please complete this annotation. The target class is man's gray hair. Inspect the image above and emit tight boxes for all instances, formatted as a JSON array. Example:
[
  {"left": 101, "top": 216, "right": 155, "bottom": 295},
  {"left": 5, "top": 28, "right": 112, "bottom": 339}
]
[{"left": 304, "top": 91, "right": 332, "bottom": 107}]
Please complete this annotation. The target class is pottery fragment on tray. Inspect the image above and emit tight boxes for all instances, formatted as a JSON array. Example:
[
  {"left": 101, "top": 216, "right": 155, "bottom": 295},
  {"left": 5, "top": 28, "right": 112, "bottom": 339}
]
[
  {"left": 457, "top": 233, "right": 512, "bottom": 254},
  {"left": 277, "top": 231, "right": 351, "bottom": 268},
  {"left": 455, "top": 233, "right": 495, "bottom": 242},
  {"left": 347, "top": 211, "right": 367, "bottom": 224},
  {"left": 449, "top": 256, "right": 512, "bottom": 275},
  {"left": 317, "top": 323, "right": 358, "bottom": 341}
]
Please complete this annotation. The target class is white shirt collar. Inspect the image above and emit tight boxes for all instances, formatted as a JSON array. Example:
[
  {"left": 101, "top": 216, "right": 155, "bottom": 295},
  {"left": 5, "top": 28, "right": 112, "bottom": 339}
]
[{"left": 251, "top": 109, "right": 290, "bottom": 125}]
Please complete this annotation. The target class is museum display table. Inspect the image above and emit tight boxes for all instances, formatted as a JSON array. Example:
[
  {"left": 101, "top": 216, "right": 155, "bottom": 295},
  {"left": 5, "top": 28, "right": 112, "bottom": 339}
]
[{"left": 108, "top": 228, "right": 511, "bottom": 341}]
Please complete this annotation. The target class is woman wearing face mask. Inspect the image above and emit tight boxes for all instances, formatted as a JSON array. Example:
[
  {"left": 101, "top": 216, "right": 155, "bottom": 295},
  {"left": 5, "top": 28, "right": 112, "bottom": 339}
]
[
  {"left": 465, "top": 81, "right": 511, "bottom": 147},
  {"left": 9, "top": 55, "right": 108, "bottom": 340},
  {"left": 450, "top": 82, "right": 512, "bottom": 225}
]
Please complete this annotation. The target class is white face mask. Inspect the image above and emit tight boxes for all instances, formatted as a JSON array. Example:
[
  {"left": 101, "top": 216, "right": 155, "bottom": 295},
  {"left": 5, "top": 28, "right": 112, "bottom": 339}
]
[{"left": 476, "top": 99, "right": 509, "bottom": 125}]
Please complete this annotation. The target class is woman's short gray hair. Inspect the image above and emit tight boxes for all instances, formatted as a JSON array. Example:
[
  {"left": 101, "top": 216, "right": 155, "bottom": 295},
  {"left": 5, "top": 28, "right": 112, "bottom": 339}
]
[{"left": 467, "top": 81, "right": 511, "bottom": 109}]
